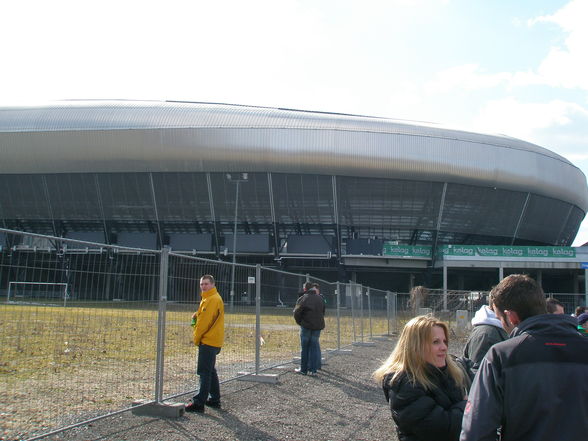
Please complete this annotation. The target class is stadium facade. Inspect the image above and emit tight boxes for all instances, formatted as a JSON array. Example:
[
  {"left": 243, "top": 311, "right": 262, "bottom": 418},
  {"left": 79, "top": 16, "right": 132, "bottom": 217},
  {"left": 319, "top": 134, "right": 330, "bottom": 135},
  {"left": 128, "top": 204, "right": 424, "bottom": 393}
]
[{"left": 1, "top": 100, "right": 587, "bottom": 293}]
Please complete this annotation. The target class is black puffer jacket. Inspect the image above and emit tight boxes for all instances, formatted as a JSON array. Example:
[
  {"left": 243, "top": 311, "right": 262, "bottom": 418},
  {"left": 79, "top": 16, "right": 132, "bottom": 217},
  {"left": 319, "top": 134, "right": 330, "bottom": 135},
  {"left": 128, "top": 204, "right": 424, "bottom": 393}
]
[{"left": 383, "top": 365, "right": 466, "bottom": 441}]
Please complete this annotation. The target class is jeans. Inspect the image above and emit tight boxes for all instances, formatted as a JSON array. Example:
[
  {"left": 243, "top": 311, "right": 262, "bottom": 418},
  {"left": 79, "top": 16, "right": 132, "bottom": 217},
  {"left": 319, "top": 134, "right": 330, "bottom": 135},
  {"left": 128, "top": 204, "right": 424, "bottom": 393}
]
[
  {"left": 193, "top": 344, "right": 221, "bottom": 405},
  {"left": 300, "top": 327, "right": 321, "bottom": 373}
]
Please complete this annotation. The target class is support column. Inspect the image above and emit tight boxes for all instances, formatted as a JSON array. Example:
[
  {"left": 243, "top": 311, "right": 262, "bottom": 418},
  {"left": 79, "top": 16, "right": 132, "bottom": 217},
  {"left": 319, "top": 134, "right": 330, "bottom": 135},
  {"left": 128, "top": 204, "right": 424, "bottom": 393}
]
[{"left": 443, "top": 263, "right": 448, "bottom": 311}]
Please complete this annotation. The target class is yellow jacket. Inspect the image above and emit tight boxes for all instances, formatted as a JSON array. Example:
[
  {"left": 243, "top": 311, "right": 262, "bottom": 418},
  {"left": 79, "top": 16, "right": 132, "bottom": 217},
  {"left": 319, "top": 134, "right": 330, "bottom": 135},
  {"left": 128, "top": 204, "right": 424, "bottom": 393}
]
[{"left": 193, "top": 287, "right": 225, "bottom": 347}]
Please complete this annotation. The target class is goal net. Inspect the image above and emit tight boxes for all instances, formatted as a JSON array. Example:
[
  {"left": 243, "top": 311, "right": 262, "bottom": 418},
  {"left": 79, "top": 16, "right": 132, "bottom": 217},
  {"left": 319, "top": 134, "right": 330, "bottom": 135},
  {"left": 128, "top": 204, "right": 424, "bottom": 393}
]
[{"left": 7, "top": 281, "right": 69, "bottom": 306}]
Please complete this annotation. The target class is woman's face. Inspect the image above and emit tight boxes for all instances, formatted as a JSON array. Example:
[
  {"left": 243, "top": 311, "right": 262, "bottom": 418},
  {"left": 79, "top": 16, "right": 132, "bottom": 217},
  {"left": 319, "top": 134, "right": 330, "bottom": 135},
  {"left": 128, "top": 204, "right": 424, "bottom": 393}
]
[{"left": 424, "top": 325, "right": 448, "bottom": 368}]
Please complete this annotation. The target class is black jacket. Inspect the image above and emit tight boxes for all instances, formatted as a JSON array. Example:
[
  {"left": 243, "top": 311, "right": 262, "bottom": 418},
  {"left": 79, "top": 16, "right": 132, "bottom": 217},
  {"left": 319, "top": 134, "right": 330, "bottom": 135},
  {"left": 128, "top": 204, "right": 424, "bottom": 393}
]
[
  {"left": 463, "top": 324, "right": 508, "bottom": 374},
  {"left": 460, "top": 314, "right": 588, "bottom": 441},
  {"left": 383, "top": 365, "right": 466, "bottom": 441},
  {"left": 293, "top": 292, "right": 325, "bottom": 330}
]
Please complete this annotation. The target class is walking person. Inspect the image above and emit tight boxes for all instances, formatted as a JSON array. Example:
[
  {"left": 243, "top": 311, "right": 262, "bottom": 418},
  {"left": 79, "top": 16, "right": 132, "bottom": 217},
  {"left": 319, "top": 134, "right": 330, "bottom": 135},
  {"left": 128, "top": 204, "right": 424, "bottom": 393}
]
[
  {"left": 374, "top": 315, "right": 468, "bottom": 441},
  {"left": 186, "top": 275, "right": 225, "bottom": 413},
  {"left": 460, "top": 274, "right": 588, "bottom": 441},
  {"left": 293, "top": 283, "right": 325, "bottom": 376}
]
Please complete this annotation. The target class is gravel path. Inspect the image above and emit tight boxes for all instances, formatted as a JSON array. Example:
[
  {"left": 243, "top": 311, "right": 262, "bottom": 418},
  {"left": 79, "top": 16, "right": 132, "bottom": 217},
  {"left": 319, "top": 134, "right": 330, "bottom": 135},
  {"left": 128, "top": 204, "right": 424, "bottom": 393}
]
[{"left": 45, "top": 338, "right": 399, "bottom": 441}]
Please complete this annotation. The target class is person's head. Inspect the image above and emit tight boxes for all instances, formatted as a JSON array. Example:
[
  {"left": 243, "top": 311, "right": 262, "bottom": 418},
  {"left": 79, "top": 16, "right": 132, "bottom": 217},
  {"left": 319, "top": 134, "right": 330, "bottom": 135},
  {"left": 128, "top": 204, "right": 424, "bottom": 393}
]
[
  {"left": 373, "top": 315, "right": 465, "bottom": 391},
  {"left": 577, "top": 312, "right": 588, "bottom": 331},
  {"left": 492, "top": 274, "right": 547, "bottom": 332},
  {"left": 575, "top": 306, "right": 587, "bottom": 317},
  {"left": 487, "top": 287, "right": 498, "bottom": 312},
  {"left": 546, "top": 298, "right": 565, "bottom": 314},
  {"left": 303, "top": 282, "right": 313, "bottom": 292},
  {"left": 311, "top": 283, "right": 320, "bottom": 294},
  {"left": 200, "top": 275, "right": 215, "bottom": 292}
]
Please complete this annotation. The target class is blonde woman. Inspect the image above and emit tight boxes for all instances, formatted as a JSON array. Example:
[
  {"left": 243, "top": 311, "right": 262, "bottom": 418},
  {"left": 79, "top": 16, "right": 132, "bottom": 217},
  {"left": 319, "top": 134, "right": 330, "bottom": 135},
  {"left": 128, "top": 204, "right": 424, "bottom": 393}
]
[{"left": 374, "top": 315, "right": 468, "bottom": 441}]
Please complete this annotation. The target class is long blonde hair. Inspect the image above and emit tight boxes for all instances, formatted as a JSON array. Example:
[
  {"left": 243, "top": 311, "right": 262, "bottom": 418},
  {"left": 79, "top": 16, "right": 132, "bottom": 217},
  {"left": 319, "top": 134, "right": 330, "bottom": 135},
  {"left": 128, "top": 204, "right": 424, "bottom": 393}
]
[{"left": 373, "top": 315, "right": 466, "bottom": 392}]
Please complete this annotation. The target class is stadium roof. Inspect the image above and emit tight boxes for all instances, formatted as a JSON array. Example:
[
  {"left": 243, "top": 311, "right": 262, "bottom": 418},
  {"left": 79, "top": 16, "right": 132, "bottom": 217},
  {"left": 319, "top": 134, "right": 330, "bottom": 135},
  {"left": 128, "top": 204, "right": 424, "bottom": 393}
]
[{"left": 1, "top": 100, "right": 587, "bottom": 212}]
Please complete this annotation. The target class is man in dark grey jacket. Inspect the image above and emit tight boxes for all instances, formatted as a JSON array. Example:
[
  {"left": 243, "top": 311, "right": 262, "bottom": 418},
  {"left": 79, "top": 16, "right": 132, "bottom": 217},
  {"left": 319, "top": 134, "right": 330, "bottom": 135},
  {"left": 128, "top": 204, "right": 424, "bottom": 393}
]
[
  {"left": 460, "top": 274, "right": 588, "bottom": 441},
  {"left": 463, "top": 300, "right": 508, "bottom": 374},
  {"left": 293, "top": 286, "right": 325, "bottom": 376}
]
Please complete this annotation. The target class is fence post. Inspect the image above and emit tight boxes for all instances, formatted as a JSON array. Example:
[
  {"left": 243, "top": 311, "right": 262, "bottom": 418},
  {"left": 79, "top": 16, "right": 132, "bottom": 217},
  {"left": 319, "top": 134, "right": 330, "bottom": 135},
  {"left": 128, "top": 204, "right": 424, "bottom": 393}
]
[
  {"left": 155, "top": 246, "right": 169, "bottom": 403},
  {"left": 255, "top": 264, "right": 261, "bottom": 375},
  {"left": 236, "top": 264, "right": 277, "bottom": 383},
  {"left": 350, "top": 283, "right": 356, "bottom": 343},
  {"left": 359, "top": 284, "right": 364, "bottom": 343},
  {"left": 367, "top": 287, "right": 372, "bottom": 339},
  {"left": 133, "top": 246, "right": 183, "bottom": 417},
  {"left": 336, "top": 281, "right": 341, "bottom": 351},
  {"left": 386, "top": 291, "right": 391, "bottom": 336}
]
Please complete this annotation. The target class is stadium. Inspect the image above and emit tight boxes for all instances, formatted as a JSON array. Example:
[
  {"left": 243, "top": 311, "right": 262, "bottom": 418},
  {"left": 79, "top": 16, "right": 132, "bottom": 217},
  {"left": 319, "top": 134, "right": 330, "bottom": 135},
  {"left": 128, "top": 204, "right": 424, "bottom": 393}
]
[{"left": 1, "top": 100, "right": 587, "bottom": 293}]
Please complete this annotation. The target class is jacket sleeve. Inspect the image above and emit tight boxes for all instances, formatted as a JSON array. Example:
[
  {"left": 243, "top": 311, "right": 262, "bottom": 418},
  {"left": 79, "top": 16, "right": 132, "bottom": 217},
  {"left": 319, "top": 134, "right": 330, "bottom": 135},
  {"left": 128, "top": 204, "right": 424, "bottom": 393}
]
[
  {"left": 193, "top": 297, "right": 220, "bottom": 346},
  {"left": 293, "top": 297, "right": 305, "bottom": 326},
  {"left": 391, "top": 377, "right": 466, "bottom": 441},
  {"left": 460, "top": 355, "right": 503, "bottom": 441}
]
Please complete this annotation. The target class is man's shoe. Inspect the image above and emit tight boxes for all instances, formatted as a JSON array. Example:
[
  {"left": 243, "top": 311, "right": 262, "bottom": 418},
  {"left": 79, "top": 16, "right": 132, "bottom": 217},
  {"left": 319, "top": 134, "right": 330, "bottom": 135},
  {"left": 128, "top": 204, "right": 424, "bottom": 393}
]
[
  {"left": 205, "top": 399, "right": 221, "bottom": 409},
  {"left": 308, "top": 371, "right": 317, "bottom": 376},
  {"left": 185, "top": 400, "right": 205, "bottom": 413},
  {"left": 294, "top": 368, "right": 307, "bottom": 375}
]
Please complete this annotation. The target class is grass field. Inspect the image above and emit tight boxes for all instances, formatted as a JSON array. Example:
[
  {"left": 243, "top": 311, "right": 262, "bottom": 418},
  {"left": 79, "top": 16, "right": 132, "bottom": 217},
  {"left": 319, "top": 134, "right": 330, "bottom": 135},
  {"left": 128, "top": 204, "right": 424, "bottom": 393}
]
[{"left": 0, "top": 300, "right": 396, "bottom": 439}]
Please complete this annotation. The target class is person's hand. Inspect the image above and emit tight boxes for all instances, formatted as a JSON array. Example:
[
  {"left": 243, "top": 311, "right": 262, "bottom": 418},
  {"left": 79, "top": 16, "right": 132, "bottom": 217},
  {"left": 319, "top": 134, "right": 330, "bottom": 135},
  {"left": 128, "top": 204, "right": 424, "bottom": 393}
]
[{"left": 191, "top": 312, "right": 197, "bottom": 320}]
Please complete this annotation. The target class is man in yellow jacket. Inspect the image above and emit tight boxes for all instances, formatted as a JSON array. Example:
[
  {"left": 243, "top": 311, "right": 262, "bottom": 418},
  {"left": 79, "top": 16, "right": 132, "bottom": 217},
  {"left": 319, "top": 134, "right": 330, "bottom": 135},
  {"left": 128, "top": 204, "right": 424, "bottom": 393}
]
[{"left": 186, "top": 275, "right": 225, "bottom": 413}]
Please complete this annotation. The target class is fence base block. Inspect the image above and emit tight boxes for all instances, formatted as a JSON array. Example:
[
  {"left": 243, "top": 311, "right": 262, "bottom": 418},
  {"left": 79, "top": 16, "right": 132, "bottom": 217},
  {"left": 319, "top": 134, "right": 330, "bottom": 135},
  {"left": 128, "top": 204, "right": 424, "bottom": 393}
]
[
  {"left": 237, "top": 372, "right": 279, "bottom": 384},
  {"left": 372, "top": 336, "right": 393, "bottom": 341},
  {"left": 352, "top": 341, "right": 377, "bottom": 347},
  {"left": 328, "top": 349, "right": 352, "bottom": 354},
  {"left": 292, "top": 356, "right": 328, "bottom": 365},
  {"left": 131, "top": 400, "right": 185, "bottom": 418}
]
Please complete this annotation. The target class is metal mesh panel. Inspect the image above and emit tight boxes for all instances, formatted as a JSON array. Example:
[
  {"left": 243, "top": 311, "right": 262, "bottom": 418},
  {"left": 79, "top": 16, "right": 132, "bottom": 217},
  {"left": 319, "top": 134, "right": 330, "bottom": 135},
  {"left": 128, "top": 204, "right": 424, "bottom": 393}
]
[
  {"left": 0, "top": 174, "right": 51, "bottom": 219},
  {"left": 45, "top": 173, "right": 103, "bottom": 220},
  {"left": 441, "top": 183, "right": 525, "bottom": 236},
  {"left": 558, "top": 206, "right": 585, "bottom": 246},
  {"left": 271, "top": 173, "right": 335, "bottom": 226},
  {"left": 96, "top": 173, "right": 157, "bottom": 221},
  {"left": 337, "top": 177, "right": 442, "bottom": 238},
  {"left": 517, "top": 195, "right": 572, "bottom": 244},
  {"left": 210, "top": 172, "right": 273, "bottom": 227},
  {"left": 151, "top": 172, "right": 212, "bottom": 222}
]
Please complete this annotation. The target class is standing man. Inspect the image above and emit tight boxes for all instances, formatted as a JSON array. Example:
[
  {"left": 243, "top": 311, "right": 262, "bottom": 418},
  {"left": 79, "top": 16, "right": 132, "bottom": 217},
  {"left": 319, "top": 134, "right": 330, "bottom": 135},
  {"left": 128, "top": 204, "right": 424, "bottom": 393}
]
[
  {"left": 460, "top": 274, "right": 588, "bottom": 441},
  {"left": 462, "top": 292, "right": 508, "bottom": 375},
  {"left": 293, "top": 283, "right": 325, "bottom": 376},
  {"left": 546, "top": 297, "right": 565, "bottom": 314},
  {"left": 186, "top": 275, "right": 225, "bottom": 413}
]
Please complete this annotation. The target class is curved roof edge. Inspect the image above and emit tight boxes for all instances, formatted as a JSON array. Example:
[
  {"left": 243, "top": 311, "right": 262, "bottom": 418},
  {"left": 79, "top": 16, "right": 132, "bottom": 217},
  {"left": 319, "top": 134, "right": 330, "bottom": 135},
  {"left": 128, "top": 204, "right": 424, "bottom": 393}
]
[{"left": 1, "top": 100, "right": 587, "bottom": 213}]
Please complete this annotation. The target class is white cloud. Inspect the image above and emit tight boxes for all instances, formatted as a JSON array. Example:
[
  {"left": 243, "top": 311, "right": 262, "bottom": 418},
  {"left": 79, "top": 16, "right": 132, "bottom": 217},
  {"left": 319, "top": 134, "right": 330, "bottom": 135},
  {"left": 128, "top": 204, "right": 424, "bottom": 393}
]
[
  {"left": 528, "top": 0, "right": 588, "bottom": 90},
  {"left": 470, "top": 97, "right": 588, "bottom": 143},
  {"left": 424, "top": 64, "right": 512, "bottom": 94}
]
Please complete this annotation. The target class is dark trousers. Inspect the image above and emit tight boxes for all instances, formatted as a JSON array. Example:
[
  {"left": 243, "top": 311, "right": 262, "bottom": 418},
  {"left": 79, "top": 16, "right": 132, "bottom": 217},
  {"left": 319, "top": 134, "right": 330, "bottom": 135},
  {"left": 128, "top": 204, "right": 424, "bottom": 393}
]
[{"left": 193, "top": 344, "right": 221, "bottom": 405}]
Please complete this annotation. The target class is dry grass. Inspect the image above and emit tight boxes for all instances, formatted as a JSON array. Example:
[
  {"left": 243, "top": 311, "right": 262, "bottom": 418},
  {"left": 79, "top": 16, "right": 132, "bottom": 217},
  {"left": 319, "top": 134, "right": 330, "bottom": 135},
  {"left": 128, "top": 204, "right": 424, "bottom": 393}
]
[{"left": 0, "top": 301, "right": 395, "bottom": 439}]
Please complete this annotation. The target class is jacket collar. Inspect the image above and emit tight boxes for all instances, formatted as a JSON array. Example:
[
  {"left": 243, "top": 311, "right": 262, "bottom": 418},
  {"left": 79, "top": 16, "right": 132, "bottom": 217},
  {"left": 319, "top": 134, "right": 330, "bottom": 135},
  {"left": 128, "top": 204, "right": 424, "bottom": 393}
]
[
  {"left": 201, "top": 287, "right": 218, "bottom": 299},
  {"left": 511, "top": 313, "right": 579, "bottom": 338}
]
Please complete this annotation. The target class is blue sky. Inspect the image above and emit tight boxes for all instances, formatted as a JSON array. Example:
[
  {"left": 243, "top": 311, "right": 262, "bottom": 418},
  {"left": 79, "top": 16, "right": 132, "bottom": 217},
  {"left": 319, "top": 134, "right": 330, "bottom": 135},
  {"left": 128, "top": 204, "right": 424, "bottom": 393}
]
[{"left": 2, "top": 0, "right": 587, "bottom": 245}]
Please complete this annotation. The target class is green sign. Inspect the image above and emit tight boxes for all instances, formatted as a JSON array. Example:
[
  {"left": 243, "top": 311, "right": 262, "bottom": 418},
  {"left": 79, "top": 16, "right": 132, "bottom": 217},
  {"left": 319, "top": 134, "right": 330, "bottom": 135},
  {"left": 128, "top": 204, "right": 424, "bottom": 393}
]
[
  {"left": 440, "top": 245, "right": 576, "bottom": 259},
  {"left": 382, "top": 243, "right": 432, "bottom": 258}
]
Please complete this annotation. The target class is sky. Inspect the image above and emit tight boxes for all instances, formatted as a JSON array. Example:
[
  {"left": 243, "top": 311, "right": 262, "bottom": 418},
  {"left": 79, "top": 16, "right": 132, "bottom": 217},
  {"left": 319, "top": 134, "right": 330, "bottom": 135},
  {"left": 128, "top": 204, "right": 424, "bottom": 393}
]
[{"left": 1, "top": 0, "right": 587, "bottom": 245}]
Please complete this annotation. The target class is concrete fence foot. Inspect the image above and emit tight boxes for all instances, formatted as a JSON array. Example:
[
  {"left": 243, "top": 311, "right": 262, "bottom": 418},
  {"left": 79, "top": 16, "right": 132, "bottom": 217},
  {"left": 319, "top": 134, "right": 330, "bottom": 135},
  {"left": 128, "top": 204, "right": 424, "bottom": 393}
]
[{"left": 131, "top": 400, "right": 185, "bottom": 418}]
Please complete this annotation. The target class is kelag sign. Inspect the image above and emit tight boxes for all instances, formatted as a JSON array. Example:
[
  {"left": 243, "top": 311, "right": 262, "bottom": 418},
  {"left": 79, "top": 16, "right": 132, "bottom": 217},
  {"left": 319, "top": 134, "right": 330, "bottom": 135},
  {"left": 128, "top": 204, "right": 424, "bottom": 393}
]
[
  {"left": 381, "top": 243, "right": 576, "bottom": 259},
  {"left": 382, "top": 243, "right": 432, "bottom": 258},
  {"left": 440, "top": 245, "right": 576, "bottom": 258}
]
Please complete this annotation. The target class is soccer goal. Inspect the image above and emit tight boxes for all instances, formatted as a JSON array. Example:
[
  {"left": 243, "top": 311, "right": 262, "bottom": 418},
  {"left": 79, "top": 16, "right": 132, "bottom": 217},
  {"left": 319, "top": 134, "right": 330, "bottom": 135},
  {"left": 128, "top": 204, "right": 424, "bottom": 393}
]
[{"left": 7, "top": 281, "right": 70, "bottom": 306}]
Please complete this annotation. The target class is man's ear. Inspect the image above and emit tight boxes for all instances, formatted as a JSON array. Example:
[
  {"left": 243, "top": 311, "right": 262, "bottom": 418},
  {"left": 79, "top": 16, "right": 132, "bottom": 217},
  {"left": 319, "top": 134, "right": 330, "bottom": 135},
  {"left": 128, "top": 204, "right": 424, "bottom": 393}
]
[{"left": 506, "top": 310, "right": 521, "bottom": 326}]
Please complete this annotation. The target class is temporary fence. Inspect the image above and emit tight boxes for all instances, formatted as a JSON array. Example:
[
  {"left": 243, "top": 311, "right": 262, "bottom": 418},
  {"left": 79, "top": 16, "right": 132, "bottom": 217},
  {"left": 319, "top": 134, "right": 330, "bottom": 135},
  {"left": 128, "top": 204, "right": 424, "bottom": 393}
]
[{"left": 5, "top": 228, "right": 584, "bottom": 439}]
